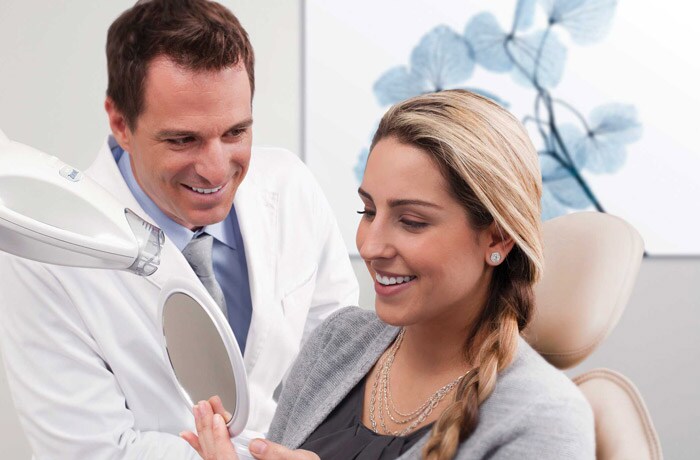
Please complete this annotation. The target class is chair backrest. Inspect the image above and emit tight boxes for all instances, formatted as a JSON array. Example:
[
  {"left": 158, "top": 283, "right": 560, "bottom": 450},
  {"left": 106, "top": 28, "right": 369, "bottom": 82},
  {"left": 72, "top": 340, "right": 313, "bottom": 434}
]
[
  {"left": 524, "top": 212, "right": 663, "bottom": 459},
  {"left": 574, "top": 369, "right": 663, "bottom": 460}
]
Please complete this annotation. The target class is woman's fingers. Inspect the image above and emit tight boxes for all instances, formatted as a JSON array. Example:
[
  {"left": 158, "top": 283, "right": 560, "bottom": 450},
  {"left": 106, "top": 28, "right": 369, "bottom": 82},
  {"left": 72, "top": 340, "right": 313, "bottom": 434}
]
[
  {"left": 212, "top": 413, "right": 238, "bottom": 458},
  {"left": 208, "top": 395, "right": 233, "bottom": 422},
  {"left": 191, "top": 400, "right": 238, "bottom": 459},
  {"left": 180, "top": 430, "right": 202, "bottom": 457},
  {"left": 248, "top": 439, "right": 320, "bottom": 460},
  {"left": 195, "top": 401, "right": 217, "bottom": 458}
]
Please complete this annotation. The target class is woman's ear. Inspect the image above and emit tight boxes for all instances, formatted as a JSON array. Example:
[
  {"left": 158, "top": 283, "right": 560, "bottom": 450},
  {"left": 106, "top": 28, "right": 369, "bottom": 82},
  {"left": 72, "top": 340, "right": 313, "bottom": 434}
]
[{"left": 483, "top": 221, "right": 515, "bottom": 266}]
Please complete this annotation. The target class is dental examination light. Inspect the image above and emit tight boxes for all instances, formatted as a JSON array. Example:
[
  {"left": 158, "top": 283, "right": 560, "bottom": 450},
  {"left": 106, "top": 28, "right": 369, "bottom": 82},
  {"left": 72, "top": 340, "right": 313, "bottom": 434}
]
[{"left": 0, "top": 129, "right": 164, "bottom": 275}]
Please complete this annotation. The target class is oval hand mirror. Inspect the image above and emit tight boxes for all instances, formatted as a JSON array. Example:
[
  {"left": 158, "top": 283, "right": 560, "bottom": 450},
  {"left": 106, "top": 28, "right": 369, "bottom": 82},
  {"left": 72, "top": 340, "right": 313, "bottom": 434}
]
[{"left": 158, "top": 277, "right": 256, "bottom": 457}]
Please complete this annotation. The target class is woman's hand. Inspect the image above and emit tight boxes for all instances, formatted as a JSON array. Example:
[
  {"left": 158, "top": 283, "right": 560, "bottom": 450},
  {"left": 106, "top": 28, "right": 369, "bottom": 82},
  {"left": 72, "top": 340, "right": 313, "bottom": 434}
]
[
  {"left": 181, "top": 397, "right": 320, "bottom": 460},
  {"left": 181, "top": 398, "right": 237, "bottom": 460}
]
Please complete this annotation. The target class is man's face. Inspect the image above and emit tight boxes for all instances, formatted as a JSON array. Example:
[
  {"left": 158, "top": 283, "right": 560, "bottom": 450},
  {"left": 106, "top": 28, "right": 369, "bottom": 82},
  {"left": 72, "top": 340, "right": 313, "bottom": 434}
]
[{"left": 106, "top": 56, "right": 253, "bottom": 230}]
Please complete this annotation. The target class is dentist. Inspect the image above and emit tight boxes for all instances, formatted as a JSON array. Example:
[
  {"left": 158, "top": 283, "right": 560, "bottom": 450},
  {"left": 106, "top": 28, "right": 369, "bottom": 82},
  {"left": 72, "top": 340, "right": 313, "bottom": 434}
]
[{"left": 0, "top": 1, "right": 358, "bottom": 459}]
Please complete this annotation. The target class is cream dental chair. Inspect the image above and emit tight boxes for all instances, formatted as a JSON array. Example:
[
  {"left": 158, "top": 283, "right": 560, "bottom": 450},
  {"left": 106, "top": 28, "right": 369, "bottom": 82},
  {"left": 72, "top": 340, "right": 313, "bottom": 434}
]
[{"left": 526, "top": 212, "right": 663, "bottom": 460}]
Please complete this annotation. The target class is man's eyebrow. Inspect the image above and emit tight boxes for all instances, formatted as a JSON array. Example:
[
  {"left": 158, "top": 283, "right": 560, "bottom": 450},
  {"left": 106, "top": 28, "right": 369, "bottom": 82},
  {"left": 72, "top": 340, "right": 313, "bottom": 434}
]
[
  {"left": 358, "top": 188, "right": 442, "bottom": 209},
  {"left": 155, "top": 118, "right": 254, "bottom": 139}
]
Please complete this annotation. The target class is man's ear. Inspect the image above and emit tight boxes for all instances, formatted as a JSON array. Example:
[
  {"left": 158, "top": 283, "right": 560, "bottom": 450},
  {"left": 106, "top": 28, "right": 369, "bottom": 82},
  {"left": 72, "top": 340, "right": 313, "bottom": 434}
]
[
  {"left": 104, "top": 97, "right": 133, "bottom": 151},
  {"left": 483, "top": 221, "right": 516, "bottom": 266}
]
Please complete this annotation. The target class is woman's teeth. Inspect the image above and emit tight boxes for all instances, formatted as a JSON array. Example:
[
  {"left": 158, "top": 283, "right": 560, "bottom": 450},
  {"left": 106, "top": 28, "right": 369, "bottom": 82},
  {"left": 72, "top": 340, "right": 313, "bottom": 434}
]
[
  {"left": 375, "top": 273, "right": 416, "bottom": 286},
  {"left": 189, "top": 185, "right": 223, "bottom": 194}
]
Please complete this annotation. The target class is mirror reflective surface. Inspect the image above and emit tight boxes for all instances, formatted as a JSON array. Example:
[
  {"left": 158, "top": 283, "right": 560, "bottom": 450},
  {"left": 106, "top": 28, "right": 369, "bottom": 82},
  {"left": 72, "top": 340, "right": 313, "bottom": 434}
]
[{"left": 162, "top": 291, "right": 238, "bottom": 414}]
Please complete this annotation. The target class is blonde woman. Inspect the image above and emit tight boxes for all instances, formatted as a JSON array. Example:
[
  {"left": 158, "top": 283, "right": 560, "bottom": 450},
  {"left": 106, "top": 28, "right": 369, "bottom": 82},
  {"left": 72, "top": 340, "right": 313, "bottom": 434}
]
[{"left": 183, "top": 90, "right": 594, "bottom": 460}]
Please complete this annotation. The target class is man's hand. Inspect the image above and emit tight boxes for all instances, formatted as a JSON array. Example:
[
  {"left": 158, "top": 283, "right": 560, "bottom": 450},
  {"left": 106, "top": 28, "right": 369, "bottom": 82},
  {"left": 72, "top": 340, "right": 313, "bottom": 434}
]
[
  {"left": 181, "top": 398, "right": 319, "bottom": 460},
  {"left": 247, "top": 439, "right": 320, "bottom": 460}
]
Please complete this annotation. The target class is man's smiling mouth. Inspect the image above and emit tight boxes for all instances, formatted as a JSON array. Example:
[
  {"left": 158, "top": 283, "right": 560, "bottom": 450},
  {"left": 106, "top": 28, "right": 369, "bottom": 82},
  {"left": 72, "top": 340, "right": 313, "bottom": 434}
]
[{"left": 184, "top": 184, "right": 224, "bottom": 194}]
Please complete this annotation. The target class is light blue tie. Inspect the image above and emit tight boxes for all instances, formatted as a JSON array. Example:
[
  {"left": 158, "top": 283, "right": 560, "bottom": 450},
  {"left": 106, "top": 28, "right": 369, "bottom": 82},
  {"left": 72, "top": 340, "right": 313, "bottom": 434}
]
[{"left": 182, "top": 234, "right": 228, "bottom": 319}]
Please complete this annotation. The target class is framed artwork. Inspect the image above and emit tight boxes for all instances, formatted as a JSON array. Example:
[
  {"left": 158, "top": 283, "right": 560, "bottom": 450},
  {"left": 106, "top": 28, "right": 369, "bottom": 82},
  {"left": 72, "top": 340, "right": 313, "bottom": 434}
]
[{"left": 304, "top": 0, "right": 700, "bottom": 256}]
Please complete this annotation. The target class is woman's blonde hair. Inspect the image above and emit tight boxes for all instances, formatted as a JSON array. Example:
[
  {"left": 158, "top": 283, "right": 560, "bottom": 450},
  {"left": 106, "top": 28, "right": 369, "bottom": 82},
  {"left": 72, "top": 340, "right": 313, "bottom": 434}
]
[{"left": 370, "top": 90, "right": 544, "bottom": 460}]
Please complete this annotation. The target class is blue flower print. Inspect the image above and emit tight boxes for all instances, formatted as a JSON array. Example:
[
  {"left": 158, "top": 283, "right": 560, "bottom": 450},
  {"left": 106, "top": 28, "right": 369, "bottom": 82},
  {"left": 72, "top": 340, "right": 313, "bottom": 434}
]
[{"left": 374, "top": 25, "right": 474, "bottom": 106}]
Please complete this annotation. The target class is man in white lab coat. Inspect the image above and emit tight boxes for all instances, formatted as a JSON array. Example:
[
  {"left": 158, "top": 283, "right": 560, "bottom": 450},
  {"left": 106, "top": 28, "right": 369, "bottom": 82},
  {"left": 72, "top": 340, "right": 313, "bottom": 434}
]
[{"left": 0, "top": 1, "right": 358, "bottom": 458}]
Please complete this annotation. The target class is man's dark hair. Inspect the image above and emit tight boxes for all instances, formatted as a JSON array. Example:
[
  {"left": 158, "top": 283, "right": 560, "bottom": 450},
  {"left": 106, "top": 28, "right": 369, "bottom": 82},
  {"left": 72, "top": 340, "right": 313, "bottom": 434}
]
[{"left": 106, "top": 0, "right": 255, "bottom": 129}]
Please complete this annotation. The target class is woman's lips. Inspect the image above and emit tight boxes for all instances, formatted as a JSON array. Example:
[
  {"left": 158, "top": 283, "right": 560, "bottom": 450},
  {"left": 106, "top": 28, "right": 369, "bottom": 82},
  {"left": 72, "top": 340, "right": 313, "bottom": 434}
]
[{"left": 373, "top": 275, "right": 416, "bottom": 297}]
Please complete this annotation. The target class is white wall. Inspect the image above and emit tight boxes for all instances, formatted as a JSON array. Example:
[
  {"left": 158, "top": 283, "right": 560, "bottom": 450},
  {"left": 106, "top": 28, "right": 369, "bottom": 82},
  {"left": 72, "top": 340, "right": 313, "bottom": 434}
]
[{"left": 1, "top": 1, "right": 698, "bottom": 459}]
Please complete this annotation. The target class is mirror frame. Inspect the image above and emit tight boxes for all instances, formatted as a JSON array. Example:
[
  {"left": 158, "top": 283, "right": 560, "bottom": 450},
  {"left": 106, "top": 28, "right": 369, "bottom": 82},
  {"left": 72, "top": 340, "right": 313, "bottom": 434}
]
[{"left": 157, "top": 276, "right": 250, "bottom": 436}]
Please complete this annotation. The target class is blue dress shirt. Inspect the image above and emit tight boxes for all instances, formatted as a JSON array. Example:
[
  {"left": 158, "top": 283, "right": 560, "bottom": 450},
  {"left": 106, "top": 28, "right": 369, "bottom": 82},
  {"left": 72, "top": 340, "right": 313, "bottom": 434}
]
[{"left": 113, "top": 142, "right": 253, "bottom": 354}]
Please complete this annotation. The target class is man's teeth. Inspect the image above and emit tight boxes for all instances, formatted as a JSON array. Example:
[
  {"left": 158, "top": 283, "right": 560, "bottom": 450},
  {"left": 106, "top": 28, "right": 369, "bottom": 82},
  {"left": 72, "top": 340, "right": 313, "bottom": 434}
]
[
  {"left": 190, "top": 185, "right": 223, "bottom": 194},
  {"left": 375, "top": 273, "right": 415, "bottom": 286}
]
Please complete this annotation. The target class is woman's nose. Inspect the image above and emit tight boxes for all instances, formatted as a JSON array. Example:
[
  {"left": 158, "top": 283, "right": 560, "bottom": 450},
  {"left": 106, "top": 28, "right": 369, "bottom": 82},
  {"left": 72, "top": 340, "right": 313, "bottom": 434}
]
[{"left": 357, "top": 221, "right": 396, "bottom": 261}]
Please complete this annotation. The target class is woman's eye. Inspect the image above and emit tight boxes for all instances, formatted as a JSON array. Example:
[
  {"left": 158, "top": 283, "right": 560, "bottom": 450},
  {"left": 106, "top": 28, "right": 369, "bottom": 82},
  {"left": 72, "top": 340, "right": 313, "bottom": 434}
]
[
  {"left": 357, "top": 209, "right": 376, "bottom": 220},
  {"left": 401, "top": 219, "right": 428, "bottom": 229}
]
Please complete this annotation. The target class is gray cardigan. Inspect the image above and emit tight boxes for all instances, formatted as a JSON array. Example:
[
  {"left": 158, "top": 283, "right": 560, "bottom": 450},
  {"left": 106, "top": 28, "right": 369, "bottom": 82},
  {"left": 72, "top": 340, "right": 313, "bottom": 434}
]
[{"left": 267, "top": 307, "right": 595, "bottom": 459}]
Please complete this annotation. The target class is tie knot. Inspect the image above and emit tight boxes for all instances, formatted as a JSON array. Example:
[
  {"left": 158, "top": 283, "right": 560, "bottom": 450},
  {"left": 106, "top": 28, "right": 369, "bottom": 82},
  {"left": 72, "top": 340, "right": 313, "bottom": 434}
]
[{"left": 182, "top": 233, "right": 215, "bottom": 278}]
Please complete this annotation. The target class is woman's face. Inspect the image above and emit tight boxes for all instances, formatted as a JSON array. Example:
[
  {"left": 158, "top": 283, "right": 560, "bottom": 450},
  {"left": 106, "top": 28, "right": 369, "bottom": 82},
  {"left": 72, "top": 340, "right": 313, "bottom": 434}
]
[{"left": 356, "top": 136, "right": 496, "bottom": 330}]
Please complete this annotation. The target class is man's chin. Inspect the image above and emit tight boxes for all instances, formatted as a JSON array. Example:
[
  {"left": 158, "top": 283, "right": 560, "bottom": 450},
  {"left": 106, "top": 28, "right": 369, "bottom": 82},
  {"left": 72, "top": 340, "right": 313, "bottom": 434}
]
[{"left": 172, "top": 206, "right": 230, "bottom": 230}]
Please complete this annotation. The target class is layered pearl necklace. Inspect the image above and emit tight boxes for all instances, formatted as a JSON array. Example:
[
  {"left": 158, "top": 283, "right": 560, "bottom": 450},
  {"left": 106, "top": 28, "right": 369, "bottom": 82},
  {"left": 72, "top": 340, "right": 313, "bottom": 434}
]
[{"left": 368, "top": 328, "right": 472, "bottom": 436}]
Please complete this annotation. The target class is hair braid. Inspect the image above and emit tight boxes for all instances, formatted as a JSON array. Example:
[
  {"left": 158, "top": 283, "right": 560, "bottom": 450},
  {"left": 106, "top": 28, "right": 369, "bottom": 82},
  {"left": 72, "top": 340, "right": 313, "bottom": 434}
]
[{"left": 422, "top": 261, "right": 532, "bottom": 460}]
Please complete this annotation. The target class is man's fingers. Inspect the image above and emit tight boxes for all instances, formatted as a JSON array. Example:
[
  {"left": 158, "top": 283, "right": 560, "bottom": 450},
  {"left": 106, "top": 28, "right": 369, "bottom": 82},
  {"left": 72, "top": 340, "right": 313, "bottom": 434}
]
[
  {"left": 180, "top": 430, "right": 203, "bottom": 456},
  {"left": 208, "top": 395, "right": 233, "bottom": 422},
  {"left": 249, "top": 439, "right": 320, "bottom": 460}
]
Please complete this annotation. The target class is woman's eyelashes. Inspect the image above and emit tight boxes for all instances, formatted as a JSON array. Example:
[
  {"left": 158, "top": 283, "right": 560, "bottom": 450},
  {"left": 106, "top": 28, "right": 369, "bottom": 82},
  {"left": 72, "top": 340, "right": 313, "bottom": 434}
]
[
  {"left": 400, "top": 218, "right": 428, "bottom": 230},
  {"left": 357, "top": 209, "right": 429, "bottom": 230},
  {"left": 357, "top": 209, "right": 376, "bottom": 220}
]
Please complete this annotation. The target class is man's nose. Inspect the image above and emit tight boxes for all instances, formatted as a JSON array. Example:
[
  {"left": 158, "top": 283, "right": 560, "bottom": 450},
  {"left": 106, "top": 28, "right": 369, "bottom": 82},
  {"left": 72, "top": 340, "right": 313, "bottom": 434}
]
[{"left": 195, "top": 141, "right": 229, "bottom": 184}]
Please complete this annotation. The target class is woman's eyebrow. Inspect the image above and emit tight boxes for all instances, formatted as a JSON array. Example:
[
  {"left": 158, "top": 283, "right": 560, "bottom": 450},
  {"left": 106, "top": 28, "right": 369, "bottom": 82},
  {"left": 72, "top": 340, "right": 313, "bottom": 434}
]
[
  {"left": 358, "top": 188, "right": 374, "bottom": 202},
  {"left": 387, "top": 198, "right": 442, "bottom": 209},
  {"left": 358, "top": 188, "right": 442, "bottom": 209}
]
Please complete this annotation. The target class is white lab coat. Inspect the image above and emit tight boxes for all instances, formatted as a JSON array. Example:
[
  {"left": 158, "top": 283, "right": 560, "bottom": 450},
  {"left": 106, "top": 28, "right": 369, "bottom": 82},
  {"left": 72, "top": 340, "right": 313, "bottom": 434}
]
[{"left": 0, "top": 138, "right": 359, "bottom": 459}]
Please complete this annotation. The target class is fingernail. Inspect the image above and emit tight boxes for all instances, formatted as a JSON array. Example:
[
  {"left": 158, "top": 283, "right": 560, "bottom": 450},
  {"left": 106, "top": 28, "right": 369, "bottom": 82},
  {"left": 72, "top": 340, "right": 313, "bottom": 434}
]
[
  {"left": 193, "top": 404, "right": 200, "bottom": 417},
  {"left": 179, "top": 431, "right": 186, "bottom": 438},
  {"left": 224, "top": 410, "right": 233, "bottom": 422},
  {"left": 213, "top": 414, "right": 223, "bottom": 428},
  {"left": 249, "top": 439, "right": 267, "bottom": 455}
]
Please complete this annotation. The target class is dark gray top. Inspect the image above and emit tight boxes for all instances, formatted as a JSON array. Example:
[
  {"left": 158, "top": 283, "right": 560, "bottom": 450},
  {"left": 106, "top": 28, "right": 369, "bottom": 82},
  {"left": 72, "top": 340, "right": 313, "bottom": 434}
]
[
  {"left": 268, "top": 307, "right": 595, "bottom": 459},
  {"left": 298, "top": 375, "right": 433, "bottom": 459}
]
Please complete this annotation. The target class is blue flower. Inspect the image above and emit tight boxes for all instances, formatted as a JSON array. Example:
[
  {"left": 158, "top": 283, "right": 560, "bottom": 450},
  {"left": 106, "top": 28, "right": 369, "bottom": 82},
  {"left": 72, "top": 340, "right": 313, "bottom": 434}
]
[
  {"left": 540, "top": 152, "right": 593, "bottom": 219},
  {"left": 464, "top": 13, "right": 513, "bottom": 72},
  {"left": 539, "top": 0, "right": 618, "bottom": 45},
  {"left": 374, "top": 25, "right": 474, "bottom": 106},
  {"left": 509, "top": 29, "right": 567, "bottom": 89},
  {"left": 513, "top": 0, "right": 538, "bottom": 31},
  {"left": 464, "top": 12, "right": 566, "bottom": 88},
  {"left": 558, "top": 104, "right": 642, "bottom": 174}
]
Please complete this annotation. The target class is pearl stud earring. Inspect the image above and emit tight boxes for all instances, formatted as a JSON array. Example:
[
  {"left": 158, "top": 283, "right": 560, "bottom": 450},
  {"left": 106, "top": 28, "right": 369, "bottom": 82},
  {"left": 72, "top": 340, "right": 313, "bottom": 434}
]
[{"left": 490, "top": 252, "right": 501, "bottom": 264}]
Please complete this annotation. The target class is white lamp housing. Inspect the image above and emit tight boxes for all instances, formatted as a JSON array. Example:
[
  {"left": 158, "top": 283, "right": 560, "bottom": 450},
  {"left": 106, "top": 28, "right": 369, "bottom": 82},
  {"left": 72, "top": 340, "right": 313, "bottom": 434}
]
[{"left": 0, "top": 129, "right": 163, "bottom": 276}]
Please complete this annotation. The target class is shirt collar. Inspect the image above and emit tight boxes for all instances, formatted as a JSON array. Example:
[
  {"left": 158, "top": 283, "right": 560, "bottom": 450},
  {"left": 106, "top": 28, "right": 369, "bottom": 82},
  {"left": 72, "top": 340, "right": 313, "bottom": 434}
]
[{"left": 112, "top": 138, "right": 237, "bottom": 252}]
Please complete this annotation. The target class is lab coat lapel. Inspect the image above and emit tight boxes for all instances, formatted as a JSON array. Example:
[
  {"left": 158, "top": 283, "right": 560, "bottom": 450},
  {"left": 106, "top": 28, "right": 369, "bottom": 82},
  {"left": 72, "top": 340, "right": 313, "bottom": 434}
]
[{"left": 233, "top": 173, "right": 278, "bottom": 372}]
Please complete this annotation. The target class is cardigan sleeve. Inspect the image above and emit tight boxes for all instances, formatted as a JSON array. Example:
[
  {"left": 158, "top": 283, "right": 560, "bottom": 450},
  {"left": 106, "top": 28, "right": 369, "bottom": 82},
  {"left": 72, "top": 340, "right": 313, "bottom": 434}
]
[
  {"left": 471, "top": 396, "right": 595, "bottom": 460},
  {"left": 266, "top": 307, "right": 359, "bottom": 442}
]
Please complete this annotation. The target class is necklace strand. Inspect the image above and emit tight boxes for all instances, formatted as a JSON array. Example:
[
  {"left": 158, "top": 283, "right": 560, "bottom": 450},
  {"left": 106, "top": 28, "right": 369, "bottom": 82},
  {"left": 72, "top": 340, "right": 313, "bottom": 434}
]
[{"left": 368, "top": 329, "right": 471, "bottom": 436}]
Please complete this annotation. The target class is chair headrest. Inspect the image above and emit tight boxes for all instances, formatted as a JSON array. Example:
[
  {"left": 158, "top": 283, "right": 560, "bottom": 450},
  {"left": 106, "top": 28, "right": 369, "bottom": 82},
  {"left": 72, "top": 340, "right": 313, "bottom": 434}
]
[{"left": 524, "top": 212, "right": 644, "bottom": 369}]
